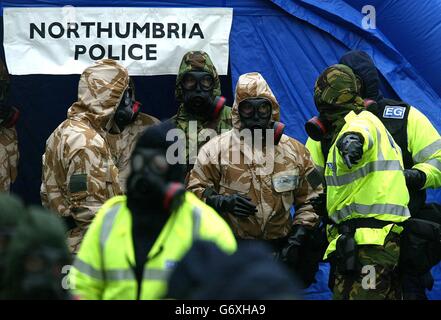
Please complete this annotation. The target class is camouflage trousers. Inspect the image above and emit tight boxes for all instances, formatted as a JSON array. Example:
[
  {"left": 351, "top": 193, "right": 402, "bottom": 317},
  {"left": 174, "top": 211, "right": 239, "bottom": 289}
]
[
  {"left": 67, "top": 227, "right": 87, "bottom": 254},
  {"left": 331, "top": 233, "right": 402, "bottom": 300}
]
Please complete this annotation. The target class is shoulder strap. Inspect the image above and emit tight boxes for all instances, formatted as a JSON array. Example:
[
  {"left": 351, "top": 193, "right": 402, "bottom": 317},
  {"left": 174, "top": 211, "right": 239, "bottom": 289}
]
[{"left": 378, "top": 98, "right": 413, "bottom": 168}]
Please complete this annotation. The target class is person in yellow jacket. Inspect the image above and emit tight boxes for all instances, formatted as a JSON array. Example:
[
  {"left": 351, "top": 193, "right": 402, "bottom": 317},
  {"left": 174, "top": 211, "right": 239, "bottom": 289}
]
[
  {"left": 306, "top": 51, "right": 441, "bottom": 300},
  {"left": 69, "top": 122, "right": 237, "bottom": 300},
  {"left": 310, "top": 64, "right": 410, "bottom": 300}
]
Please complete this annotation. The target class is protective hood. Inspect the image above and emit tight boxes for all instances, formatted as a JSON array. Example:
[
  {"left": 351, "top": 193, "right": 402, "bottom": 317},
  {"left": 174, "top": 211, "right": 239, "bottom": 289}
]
[
  {"left": 175, "top": 51, "right": 222, "bottom": 121},
  {"left": 339, "top": 50, "right": 382, "bottom": 101},
  {"left": 67, "top": 59, "right": 129, "bottom": 131},
  {"left": 232, "top": 72, "right": 280, "bottom": 129},
  {"left": 313, "top": 64, "right": 366, "bottom": 143}
]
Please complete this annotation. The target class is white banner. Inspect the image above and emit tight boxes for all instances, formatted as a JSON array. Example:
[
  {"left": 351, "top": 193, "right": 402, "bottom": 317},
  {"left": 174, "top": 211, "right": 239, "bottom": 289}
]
[{"left": 3, "top": 7, "right": 233, "bottom": 75}]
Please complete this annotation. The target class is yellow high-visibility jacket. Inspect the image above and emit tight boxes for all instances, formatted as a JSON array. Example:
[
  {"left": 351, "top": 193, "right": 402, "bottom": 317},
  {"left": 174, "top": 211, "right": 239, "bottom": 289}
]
[
  {"left": 69, "top": 192, "right": 237, "bottom": 300},
  {"left": 307, "top": 111, "right": 410, "bottom": 258}
]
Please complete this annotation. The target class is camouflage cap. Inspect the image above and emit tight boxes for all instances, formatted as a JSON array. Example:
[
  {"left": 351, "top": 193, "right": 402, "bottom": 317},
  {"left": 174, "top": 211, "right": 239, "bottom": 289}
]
[
  {"left": 0, "top": 58, "right": 10, "bottom": 104},
  {"left": 175, "top": 51, "right": 221, "bottom": 101},
  {"left": 314, "top": 64, "right": 361, "bottom": 108}
]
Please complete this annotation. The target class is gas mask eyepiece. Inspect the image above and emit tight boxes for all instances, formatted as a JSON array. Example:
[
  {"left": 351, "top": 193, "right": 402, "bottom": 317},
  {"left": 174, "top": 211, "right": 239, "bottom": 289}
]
[
  {"left": 238, "top": 97, "right": 272, "bottom": 130},
  {"left": 238, "top": 97, "right": 285, "bottom": 145},
  {"left": 181, "top": 71, "right": 215, "bottom": 92},
  {"left": 181, "top": 71, "right": 225, "bottom": 120}
]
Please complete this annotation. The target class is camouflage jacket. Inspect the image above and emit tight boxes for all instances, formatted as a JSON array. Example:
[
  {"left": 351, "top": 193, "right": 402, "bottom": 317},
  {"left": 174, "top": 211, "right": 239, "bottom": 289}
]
[
  {"left": 172, "top": 51, "right": 233, "bottom": 168},
  {"left": 187, "top": 72, "right": 323, "bottom": 240},
  {"left": 0, "top": 126, "right": 18, "bottom": 192},
  {"left": 0, "top": 58, "right": 19, "bottom": 193},
  {"left": 41, "top": 59, "right": 127, "bottom": 253},
  {"left": 106, "top": 112, "right": 160, "bottom": 192}
]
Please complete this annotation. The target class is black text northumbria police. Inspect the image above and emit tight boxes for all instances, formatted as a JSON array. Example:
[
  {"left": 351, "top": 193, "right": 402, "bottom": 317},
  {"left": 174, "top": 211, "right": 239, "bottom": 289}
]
[{"left": 29, "top": 22, "right": 205, "bottom": 61}]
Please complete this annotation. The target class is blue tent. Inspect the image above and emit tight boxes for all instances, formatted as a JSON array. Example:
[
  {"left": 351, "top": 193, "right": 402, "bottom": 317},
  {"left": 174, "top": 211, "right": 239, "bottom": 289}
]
[{"left": 1, "top": 0, "right": 441, "bottom": 299}]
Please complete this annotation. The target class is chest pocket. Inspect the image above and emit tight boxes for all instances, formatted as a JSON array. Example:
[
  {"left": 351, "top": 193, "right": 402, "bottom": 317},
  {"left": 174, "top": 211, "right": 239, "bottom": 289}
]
[
  {"left": 218, "top": 165, "right": 252, "bottom": 196},
  {"left": 272, "top": 169, "right": 300, "bottom": 211}
]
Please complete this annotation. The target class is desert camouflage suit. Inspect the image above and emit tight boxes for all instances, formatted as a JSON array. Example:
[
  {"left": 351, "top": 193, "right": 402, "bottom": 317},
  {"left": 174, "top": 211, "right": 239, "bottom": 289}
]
[
  {"left": 106, "top": 112, "right": 160, "bottom": 192},
  {"left": 0, "top": 127, "right": 18, "bottom": 193},
  {"left": 41, "top": 59, "right": 131, "bottom": 253},
  {"left": 0, "top": 59, "right": 18, "bottom": 193},
  {"left": 172, "top": 51, "right": 233, "bottom": 171},
  {"left": 187, "top": 72, "right": 323, "bottom": 240}
]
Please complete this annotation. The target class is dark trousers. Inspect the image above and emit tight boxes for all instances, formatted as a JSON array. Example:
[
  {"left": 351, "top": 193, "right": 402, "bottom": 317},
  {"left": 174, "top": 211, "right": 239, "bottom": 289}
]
[
  {"left": 401, "top": 272, "right": 433, "bottom": 300},
  {"left": 402, "top": 203, "right": 441, "bottom": 300}
]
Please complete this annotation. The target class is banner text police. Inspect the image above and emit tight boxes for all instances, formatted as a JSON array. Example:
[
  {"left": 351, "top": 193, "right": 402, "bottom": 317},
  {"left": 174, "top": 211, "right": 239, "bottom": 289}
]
[{"left": 30, "top": 22, "right": 205, "bottom": 61}]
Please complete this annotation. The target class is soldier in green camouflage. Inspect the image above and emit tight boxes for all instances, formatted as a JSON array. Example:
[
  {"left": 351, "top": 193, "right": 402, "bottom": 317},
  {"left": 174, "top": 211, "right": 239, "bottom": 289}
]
[
  {"left": 307, "top": 64, "right": 409, "bottom": 300},
  {"left": 0, "top": 58, "right": 19, "bottom": 193},
  {"left": 170, "top": 51, "right": 232, "bottom": 175}
]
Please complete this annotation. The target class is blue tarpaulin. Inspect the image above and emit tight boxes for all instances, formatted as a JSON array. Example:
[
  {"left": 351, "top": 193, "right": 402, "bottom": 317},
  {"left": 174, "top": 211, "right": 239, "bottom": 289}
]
[{"left": 1, "top": 0, "right": 440, "bottom": 299}]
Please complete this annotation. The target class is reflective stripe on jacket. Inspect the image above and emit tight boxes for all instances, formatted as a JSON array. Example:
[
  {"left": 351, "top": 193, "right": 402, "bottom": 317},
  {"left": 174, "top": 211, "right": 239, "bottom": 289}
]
[
  {"left": 322, "top": 111, "right": 410, "bottom": 258},
  {"left": 407, "top": 107, "right": 441, "bottom": 189},
  {"left": 69, "top": 192, "right": 237, "bottom": 300}
]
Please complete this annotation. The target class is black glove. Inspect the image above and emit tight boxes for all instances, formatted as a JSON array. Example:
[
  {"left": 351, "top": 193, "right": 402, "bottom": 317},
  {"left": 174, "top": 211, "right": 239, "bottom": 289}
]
[
  {"left": 206, "top": 194, "right": 257, "bottom": 217},
  {"left": 404, "top": 169, "right": 427, "bottom": 190},
  {"left": 336, "top": 133, "right": 364, "bottom": 169},
  {"left": 280, "top": 225, "right": 309, "bottom": 266},
  {"left": 280, "top": 225, "right": 315, "bottom": 288},
  {"left": 310, "top": 193, "right": 327, "bottom": 218}
]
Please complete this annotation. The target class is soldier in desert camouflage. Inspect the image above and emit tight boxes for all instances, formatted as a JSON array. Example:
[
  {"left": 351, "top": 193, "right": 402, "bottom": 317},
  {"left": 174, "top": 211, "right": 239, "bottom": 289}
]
[
  {"left": 187, "top": 72, "right": 323, "bottom": 277},
  {"left": 41, "top": 59, "right": 151, "bottom": 253},
  {"left": 0, "top": 58, "right": 19, "bottom": 193},
  {"left": 169, "top": 50, "right": 232, "bottom": 176}
]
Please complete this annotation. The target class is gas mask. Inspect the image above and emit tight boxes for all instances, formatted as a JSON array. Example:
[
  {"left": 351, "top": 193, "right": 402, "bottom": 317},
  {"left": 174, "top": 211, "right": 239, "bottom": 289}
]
[
  {"left": 305, "top": 99, "right": 373, "bottom": 142},
  {"left": 181, "top": 71, "right": 226, "bottom": 120},
  {"left": 128, "top": 148, "right": 186, "bottom": 212},
  {"left": 305, "top": 115, "right": 332, "bottom": 141},
  {"left": 114, "top": 85, "right": 141, "bottom": 131},
  {"left": 238, "top": 97, "right": 285, "bottom": 145},
  {"left": 18, "top": 246, "right": 71, "bottom": 300},
  {"left": 0, "top": 79, "right": 19, "bottom": 128}
]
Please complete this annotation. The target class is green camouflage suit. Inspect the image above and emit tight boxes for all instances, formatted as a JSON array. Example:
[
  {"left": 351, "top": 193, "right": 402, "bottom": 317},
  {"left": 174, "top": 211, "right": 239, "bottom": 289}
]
[
  {"left": 173, "top": 51, "right": 233, "bottom": 170},
  {"left": 315, "top": 65, "right": 403, "bottom": 300},
  {"left": 332, "top": 233, "right": 401, "bottom": 300}
]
